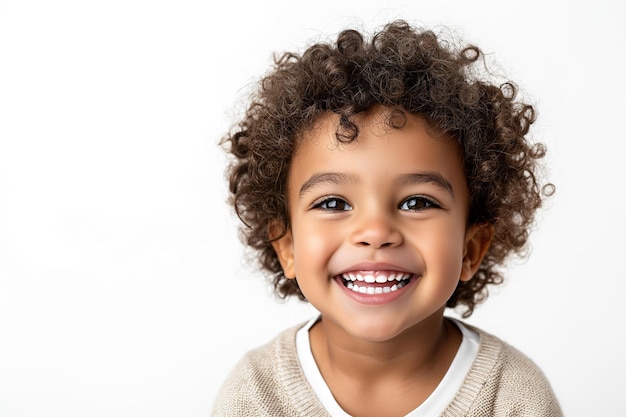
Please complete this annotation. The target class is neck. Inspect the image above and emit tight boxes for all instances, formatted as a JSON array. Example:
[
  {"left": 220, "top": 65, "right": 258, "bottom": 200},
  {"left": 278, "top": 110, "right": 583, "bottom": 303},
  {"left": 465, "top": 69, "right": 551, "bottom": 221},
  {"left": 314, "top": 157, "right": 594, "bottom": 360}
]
[{"left": 309, "top": 309, "right": 461, "bottom": 383}]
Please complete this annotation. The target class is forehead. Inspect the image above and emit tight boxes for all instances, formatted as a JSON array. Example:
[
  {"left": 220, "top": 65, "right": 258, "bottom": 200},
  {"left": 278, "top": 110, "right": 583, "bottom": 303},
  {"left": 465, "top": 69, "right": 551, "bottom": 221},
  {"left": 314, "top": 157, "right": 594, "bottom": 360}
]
[
  {"left": 291, "top": 108, "right": 466, "bottom": 184},
  {"left": 288, "top": 108, "right": 468, "bottom": 201}
]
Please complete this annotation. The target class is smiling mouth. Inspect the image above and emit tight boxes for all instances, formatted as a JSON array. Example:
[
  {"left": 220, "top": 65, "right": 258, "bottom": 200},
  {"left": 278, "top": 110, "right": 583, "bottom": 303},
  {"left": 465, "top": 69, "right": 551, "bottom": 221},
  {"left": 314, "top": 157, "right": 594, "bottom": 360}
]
[{"left": 339, "top": 272, "right": 414, "bottom": 295}]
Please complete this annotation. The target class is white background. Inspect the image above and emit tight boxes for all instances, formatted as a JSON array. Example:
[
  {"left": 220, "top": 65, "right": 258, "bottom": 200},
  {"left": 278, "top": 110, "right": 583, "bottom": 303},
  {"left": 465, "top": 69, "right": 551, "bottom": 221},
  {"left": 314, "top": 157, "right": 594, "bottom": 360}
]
[{"left": 1, "top": 0, "right": 624, "bottom": 416}]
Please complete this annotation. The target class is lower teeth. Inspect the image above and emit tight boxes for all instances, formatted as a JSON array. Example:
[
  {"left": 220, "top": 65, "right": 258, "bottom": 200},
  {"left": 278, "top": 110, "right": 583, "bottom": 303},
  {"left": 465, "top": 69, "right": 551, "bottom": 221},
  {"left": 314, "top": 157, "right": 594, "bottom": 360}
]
[{"left": 344, "top": 278, "right": 410, "bottom": 294}]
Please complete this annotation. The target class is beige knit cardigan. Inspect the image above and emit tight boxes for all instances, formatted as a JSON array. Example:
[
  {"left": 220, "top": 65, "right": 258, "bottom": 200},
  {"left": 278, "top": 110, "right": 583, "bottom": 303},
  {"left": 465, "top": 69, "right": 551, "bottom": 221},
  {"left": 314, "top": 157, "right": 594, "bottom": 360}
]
[{"left": 212, "top": 322, "right": 563, "bottom": 416}]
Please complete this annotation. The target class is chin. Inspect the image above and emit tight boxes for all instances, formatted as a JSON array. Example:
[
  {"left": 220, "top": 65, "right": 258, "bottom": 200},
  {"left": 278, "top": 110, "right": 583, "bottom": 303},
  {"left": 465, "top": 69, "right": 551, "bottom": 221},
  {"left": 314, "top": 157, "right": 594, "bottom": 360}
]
[{"left": 342, "top": 317, "right": 414, "bottom": 343}]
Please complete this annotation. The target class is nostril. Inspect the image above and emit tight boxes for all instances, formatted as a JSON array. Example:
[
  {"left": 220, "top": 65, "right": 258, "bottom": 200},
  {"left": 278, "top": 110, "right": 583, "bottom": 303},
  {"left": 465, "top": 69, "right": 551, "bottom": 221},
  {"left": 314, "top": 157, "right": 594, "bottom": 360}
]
[
  {"left": 351, "top": 221, "right": 403, "bottom": 248},
  {"left": 358, "top": 241, "right": 395, "bottom": 248}
]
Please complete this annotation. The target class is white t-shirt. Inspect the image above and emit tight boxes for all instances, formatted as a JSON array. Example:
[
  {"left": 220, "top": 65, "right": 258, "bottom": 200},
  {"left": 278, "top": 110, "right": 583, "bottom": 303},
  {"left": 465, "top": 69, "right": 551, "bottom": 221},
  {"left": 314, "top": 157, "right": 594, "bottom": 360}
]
[{"left": 295, "top": 316, "right": 480, "bottom": 417}]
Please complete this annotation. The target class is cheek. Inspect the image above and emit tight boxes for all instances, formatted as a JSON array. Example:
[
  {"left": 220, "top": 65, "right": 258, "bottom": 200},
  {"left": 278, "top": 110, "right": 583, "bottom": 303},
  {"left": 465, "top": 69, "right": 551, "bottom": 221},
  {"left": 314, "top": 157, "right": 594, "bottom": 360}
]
[
  {"left": 419, "top": 222, "right": 466, "bottom": 273},
  {"left": 292, "top": 224, "right": 341, "bottom": 272}
]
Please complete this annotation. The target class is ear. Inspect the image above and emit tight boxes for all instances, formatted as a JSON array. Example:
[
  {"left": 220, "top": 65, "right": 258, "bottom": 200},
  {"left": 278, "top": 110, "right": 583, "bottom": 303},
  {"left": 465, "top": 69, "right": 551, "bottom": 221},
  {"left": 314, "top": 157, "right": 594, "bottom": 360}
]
[
  {"left": 269, "top": 221, "right": 296, "bottom": 279},
  {"left": 460, "top": 224, "right": 494, "bottom": 282}
]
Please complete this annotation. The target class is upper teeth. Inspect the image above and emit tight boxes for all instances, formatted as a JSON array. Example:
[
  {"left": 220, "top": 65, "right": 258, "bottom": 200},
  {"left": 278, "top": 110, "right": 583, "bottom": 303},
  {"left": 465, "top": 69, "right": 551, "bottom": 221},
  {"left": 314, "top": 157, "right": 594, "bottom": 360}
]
[{"left": 342, "top": 272, "right": 412, "bottom": 283}]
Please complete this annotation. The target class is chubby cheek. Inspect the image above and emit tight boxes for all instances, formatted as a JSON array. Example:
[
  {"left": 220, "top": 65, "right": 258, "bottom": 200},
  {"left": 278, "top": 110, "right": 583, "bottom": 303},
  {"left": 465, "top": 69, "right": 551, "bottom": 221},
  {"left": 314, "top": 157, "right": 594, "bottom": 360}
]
[
  {"left": 419, "top": 224, "right": 466, "bottom": 285},
  {"left": 291, "top": 223, "right": 339, "bottom": 277}
]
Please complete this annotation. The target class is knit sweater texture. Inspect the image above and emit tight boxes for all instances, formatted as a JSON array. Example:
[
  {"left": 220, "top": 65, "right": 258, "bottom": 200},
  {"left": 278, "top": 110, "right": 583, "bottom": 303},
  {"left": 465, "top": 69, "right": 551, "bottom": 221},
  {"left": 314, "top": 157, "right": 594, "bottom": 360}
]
[{"left": 212, "top": 322, "right": 562, "bottom": 416}]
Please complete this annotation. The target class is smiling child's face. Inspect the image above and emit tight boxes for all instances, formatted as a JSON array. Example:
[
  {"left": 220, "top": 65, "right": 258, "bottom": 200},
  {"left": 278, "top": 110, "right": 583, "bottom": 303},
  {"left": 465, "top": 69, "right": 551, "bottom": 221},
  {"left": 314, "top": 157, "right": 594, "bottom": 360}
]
[{"left": 272, "top": 107, "right": 491, "bottom": 343}]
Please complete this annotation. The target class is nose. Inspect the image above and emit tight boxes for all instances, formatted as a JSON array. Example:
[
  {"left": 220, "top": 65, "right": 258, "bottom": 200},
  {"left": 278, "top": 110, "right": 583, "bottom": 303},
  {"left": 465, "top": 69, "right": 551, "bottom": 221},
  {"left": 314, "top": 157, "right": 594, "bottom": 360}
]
[{"left": 349, "top": 209, "right": 403, "bottom": 249}]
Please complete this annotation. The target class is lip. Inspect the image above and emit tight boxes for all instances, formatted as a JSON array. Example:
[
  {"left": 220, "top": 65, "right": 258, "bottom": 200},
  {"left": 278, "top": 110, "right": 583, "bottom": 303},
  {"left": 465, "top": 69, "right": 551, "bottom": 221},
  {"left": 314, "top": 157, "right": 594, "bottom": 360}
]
[
  {"left": 334, "top": 262, "right": 419, "bottom": 306},
  {"left": 334, "top": 274, "right": 417, "bottom": 305},
  {"left": 337, "top": 262, "right": 414, "bottom": 275}
]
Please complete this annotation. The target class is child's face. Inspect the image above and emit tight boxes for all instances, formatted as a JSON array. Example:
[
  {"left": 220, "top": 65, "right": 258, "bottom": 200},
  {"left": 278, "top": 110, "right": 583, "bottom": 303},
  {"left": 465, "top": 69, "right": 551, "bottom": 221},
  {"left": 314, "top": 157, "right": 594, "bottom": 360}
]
[{"left": 272, "top": 107, "right": 490, "bottom": 343}]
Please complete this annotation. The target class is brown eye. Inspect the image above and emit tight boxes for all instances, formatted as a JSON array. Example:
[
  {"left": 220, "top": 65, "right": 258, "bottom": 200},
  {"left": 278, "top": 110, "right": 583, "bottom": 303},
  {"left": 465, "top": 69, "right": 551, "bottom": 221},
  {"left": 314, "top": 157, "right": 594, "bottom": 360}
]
[
  {"left": 399, "top": 196, "right": 440, "bottom": 211},
  {"left": 313, "top": 197, "right": 353, "bottom": 211}
]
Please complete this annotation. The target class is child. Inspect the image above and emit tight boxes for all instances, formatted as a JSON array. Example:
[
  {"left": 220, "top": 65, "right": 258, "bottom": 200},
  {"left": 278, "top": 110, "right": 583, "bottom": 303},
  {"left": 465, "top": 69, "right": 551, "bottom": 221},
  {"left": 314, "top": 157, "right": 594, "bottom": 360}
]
[{"left": 213, "top": 20, "right": 562, "bottom": 417}]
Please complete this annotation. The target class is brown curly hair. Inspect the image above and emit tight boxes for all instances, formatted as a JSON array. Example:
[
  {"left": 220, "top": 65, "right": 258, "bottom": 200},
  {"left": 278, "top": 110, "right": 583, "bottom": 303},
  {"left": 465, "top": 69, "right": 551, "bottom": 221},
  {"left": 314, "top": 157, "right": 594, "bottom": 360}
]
[{"left": 221, "top": 20, "right": 553, "bottom": 317}]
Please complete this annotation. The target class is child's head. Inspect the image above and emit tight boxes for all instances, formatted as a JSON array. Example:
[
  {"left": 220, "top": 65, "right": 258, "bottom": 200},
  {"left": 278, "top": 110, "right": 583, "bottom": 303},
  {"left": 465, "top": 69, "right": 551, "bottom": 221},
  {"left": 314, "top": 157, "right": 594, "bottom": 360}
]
[{"left": 222, "top": 20, "right": 552, "bottom": 317}]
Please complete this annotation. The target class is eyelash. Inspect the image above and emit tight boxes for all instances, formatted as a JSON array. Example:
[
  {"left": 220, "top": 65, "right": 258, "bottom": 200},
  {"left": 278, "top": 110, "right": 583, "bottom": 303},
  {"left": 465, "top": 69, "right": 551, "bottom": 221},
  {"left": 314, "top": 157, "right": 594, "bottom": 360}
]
[
  {"left": 311, "top": 195, "right": 441, "bottom": 212},
  {"left": 311, "top": 197, "right": 352, "bottom": 211},
  {"left": 399, "top": 195, "right": 441, "bottom": 211}
]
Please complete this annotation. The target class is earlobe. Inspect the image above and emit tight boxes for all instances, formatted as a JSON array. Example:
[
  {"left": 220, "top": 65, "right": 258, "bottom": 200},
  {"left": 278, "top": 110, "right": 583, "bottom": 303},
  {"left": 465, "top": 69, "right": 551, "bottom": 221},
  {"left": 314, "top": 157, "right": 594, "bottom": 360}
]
[
  {"left": 269, "top": 222, "right": 296, "bottom": 279},
  {"left": 460, "top": 224, "right": 494, "bottom": 282}
]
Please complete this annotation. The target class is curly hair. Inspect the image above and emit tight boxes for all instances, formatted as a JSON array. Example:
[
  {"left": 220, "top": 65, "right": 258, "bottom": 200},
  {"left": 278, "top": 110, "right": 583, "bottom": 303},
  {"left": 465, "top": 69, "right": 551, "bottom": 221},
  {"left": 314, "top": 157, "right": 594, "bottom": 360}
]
[{"left": 221, "top": 20, "right": 553, "bottom": 317}]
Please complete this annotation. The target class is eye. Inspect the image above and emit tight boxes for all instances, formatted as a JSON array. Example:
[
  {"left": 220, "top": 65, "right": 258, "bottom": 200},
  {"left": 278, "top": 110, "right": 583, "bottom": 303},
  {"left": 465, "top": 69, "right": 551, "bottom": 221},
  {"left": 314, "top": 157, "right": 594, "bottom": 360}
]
[
  {"left": 399, "top": 195, "right": 440, "bottom": 211},
  {"left": 312, "top": 197, "right": 353, "bottom": 211}
]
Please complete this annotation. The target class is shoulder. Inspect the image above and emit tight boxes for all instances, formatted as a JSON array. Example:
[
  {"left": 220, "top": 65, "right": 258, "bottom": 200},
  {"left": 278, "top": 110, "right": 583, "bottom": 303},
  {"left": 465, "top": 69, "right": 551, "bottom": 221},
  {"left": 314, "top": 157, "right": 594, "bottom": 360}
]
[
  {"left": 211, "top": 322, "right": 330, "bottom": 417},
  {"left": 444, "top": 324, "right": 563, "bottom": 417}
]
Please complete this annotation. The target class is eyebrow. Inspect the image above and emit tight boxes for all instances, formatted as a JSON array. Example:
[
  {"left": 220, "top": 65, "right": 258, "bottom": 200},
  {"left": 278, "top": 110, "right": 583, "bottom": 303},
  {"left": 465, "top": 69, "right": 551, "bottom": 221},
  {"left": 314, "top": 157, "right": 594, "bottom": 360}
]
[
  {"left": 396, "top": 172, "right": 455, "bottom": 198},
  {"left": 299, "top": 172, "right": 358, "bottom": 198},
  {"left": 298, "top": 171, "right": 454, "bottom": 198}
]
